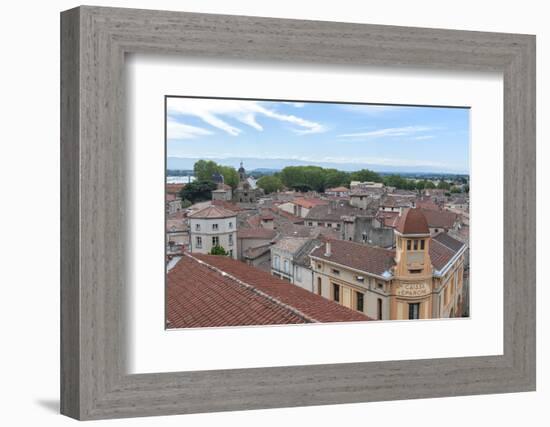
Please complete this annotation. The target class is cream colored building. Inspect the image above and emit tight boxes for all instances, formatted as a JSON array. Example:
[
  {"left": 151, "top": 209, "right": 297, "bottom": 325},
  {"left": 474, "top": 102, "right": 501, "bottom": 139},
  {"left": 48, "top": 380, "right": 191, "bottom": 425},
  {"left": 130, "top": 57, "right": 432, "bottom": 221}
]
[
  {"left": 309, "top": 208, "right": 467, "bottom": 320},
  {"left": 188, "top": 205, "right": 237, "bottom": 259}
]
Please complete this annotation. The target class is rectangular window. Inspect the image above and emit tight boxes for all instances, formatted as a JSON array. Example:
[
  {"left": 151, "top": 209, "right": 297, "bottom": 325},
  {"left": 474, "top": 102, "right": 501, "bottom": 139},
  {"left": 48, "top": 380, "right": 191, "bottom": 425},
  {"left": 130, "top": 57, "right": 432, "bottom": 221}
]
[
  {"left": 284, "top": 259, "right": 289, "bottom": 273},
  {"left": 420, "top": 239, "right": 425, "bottom": 250},
  {"left": 273, "top": 255, "right": 280, "bottom": 270},
  {"left": 195, "top": 224, "right": 200, "bottom": 231},
  {"left": 212, "top": 236, "right": 219, "bottom": 246},
  {"left": 356, "top": 292, "right": 364, "bottom": 312},
  {"left": 413, "top": 239, "right": 418, "bottom": 250},
  {"left": 407, "top": 240, "right": 411, "bottom": 250},
  {"left": 408, "top": 303, "right": 420, "bottom": 320},
  {"left": 196, "top": 236, "right": 202, "bottom": 248},
  {"left": 228, "top": 222, "right": 233, "bottom": 229},
  {"left": 296, "top": 267, "right": 302, "bottom": 282},
  {"left": 228, "top": 234, "right": 233, "bottom": 246},
  {"left": 409, "top": 269, "right": 422, "bottom": 274},
  {"left": 327, "top": 223, "right": 332, "bottom": 228},
  {"left": 377, "top": 298, "right": 383, "bottom": 320},
  {"left": 333, "top": 283, "right": 340, "bottom": 303},
  {"left": 308, "top": 222, "right": 313, "bottom": 226},
  {"left": 212, "top": 223, "right": 218, "bottom": 231},
  {"left": 355, "top": 276, "right": 365, "bottom": 283},
  {"left": 332, "top": 269, "right": 340, "bottom": 275}
]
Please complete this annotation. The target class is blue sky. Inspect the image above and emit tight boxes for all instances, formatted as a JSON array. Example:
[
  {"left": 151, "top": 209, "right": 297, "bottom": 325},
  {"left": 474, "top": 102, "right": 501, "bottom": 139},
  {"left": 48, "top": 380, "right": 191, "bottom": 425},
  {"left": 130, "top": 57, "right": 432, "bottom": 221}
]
[{"left": 166, "top": 97, "right": 470, "bottom": 174}]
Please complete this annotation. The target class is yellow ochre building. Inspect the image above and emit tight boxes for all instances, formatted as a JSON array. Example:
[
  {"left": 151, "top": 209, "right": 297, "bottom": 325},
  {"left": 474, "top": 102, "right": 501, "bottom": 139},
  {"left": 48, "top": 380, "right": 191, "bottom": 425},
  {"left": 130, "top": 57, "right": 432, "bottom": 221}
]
[{"left": 310, "top": 208, "right": 467, "bottom": 320}]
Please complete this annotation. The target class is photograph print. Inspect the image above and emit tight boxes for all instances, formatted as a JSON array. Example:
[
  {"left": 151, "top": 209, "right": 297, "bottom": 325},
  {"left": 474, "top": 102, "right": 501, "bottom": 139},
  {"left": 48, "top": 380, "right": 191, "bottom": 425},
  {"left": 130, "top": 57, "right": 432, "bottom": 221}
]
[{"left": 165, "top": 97, "right": 470, "bottom": 329}]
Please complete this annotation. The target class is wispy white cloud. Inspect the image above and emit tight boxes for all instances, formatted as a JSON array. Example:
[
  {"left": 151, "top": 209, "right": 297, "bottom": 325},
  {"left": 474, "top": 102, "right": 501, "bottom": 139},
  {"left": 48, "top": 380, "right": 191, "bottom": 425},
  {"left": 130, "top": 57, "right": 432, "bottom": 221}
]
[
  {"left": 167, "top": 98, "right": 326, "bottom": 136},
  {"left": 166, "top": 118, "right": 214, "bottom": 140},
  {"left": 413, "top": 135, "right": 435, "bottom": 140},
  {"left": 338, "top": 104, "right": 404, "bottom": 116},
  {"left": 338, "top": 125, "right": 433, "bottom": 139},
  {"left": 283, "top": 102, "right": 306, "bottom": 108}
]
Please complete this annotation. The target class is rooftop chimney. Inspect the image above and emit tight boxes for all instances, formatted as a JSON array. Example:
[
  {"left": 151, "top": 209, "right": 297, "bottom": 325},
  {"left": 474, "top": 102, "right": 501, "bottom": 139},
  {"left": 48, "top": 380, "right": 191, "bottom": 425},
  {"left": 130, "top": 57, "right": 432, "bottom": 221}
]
[{"left": 325, "top": 241, "right": 332, "bottom": 257}]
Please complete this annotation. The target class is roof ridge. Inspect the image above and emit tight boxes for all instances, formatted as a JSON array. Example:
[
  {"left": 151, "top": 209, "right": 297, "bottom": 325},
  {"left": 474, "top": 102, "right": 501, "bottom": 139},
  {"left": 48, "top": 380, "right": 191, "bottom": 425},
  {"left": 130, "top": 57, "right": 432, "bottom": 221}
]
[{"left": 183, "top": 253, "right": 319, "bottom": 323}]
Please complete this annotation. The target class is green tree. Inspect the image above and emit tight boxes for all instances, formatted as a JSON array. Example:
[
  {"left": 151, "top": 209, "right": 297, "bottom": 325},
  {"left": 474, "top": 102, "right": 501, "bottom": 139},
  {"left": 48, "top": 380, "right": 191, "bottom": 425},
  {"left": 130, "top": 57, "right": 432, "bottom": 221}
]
[
  {"left": 279, "top": 166, "right": 327, "bottom": 192},
  {"left": 210, "top": 245, "right": 228, "bottom": 256},
  {"left": 424, "top": 181, "right": 436, "bottom": 189},
  {"left": 415, "top": 180, "right": 426, "bottom": 190},
  {"left": 349, "top": 169, "right": 383, "bottom": 183},
  {"left": 383, "top": 174, "right": 407, "bottom": 189},
  {"left": 179, "top": 180, "right": 217, "bottom": 203},
  {"left": 193, "top": 160, "right": 240, "bottom": 189},
  {"left": 193, "top": 160, "right": 219, "bottom": 182},
  {"left": 218, "top": 165, "right": 239, "bottom": 188},
  {"left": 324, "top": 169, "right": 350, "bottom": 189},
  {"left": 437, "top": 180, "right": 451, "bottom": 190},
  {"left": 257, "top": 175, "right": 284, "bottom": 194}
]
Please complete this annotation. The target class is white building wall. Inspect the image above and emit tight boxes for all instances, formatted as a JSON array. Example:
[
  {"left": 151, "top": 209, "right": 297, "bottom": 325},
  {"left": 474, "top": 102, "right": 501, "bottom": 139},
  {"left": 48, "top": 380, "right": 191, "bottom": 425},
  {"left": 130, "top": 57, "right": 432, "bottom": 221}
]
[
  {"left": 189, "top": 216, "right": 237, "bottom": 259},
  {"left": 293, "top": 265, "right": 314, "bottom": 292}
]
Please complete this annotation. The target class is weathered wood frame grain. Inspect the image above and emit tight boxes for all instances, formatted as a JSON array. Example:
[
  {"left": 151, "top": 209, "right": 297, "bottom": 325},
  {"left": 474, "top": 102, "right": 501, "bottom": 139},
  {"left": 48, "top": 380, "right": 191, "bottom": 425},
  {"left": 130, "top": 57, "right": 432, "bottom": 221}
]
[{"left": 60, "top": 5, "right": 536, "bottom": 420}]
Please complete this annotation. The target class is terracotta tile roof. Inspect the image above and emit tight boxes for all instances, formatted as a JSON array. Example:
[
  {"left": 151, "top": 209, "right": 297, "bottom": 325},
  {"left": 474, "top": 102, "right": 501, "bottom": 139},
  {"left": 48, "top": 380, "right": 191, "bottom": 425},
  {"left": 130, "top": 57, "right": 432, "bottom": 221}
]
[
  {"left": 188, "top": 205, "right": 237, "bottom": 219},
  {"left": 246, "top": 214, "right": 262, "bottom": 228},
  {"left": 260, "top": 210, "right": 274, "bottom": 220},
  {"left": 211, "top": 200, "right": 243, "bottom": 212},
  {"left": 166, "top": 219, "right": 186, "bottom": 232},
  {"left": 237, "top": 228, "right": 277, "bottom": 240},
  {"left": 167, "top": 255, "right": 307, "bottom": 328},
  {"left": 380, "top": 195, "right": 414, "bottom": 208},
  {"left": 305, "top": 201, "right": 361, "bottom": 222},
  {"left": 420, "top": 209, "right": 458, "bottom": 230},
  {"left": 243, "top": 244, "right": 272, "bottom": 260},
  {"left": 187, "top": 254, "right": 370, "bottom": 323},
  {"left": 272, "top": 207, "right": 304, "bottom": 223},
  {"left": 396, "top": 208, "right": 430, "bottom": 235},
  {"left": 272, "top": 237, "right": 309, "bottom": 254},
  {"left": 376, "top": 211, "right": 400, "bottom": 228},
  {"left": 433, "top": 232, "right": 465, "bottom": 252},
  {"left": 292, "top": 198, "right": 328, "bottom": 209},
  {"left": 430, "top": 233, "right": 465, "bottom": 271},
  {"left": 415, "top": 199, "right": 440, "bottom": 211},
  {"left": 310, "top": 239, "right": 395, "bottom": 277}
]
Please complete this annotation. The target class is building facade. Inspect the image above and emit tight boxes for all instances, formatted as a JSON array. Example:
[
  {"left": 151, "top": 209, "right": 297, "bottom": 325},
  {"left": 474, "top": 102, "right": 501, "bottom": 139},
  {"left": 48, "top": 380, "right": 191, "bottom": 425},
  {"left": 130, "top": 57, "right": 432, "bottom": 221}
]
[
  {"left": 309, "top": 208, "right": 467, "bottom": 320},
  {"left": 188, "top": 205, "right": 238, "bottom": 259}
]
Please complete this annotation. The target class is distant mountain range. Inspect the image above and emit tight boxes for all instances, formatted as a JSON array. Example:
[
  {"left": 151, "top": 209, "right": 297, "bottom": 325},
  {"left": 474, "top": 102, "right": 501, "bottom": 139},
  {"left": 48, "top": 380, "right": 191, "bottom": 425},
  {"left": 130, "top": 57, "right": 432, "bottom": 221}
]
[{"left": 167, "top": 156, "right": 467, "bottom": 175}]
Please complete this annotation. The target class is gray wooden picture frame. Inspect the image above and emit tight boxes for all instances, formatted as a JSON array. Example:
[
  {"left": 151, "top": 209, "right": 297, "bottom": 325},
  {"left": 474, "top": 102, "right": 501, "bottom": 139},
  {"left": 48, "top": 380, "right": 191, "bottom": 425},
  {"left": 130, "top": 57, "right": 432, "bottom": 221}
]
[{"left": 60, "top": 5, "right": 536, "bottom": 421}]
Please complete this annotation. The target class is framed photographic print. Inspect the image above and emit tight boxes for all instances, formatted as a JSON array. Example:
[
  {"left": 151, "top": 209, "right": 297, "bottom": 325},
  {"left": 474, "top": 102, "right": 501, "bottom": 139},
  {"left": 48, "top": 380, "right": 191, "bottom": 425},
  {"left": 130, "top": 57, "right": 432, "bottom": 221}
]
[{"left": 61, "top": 6, "right": 536, "bottom": 420}]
